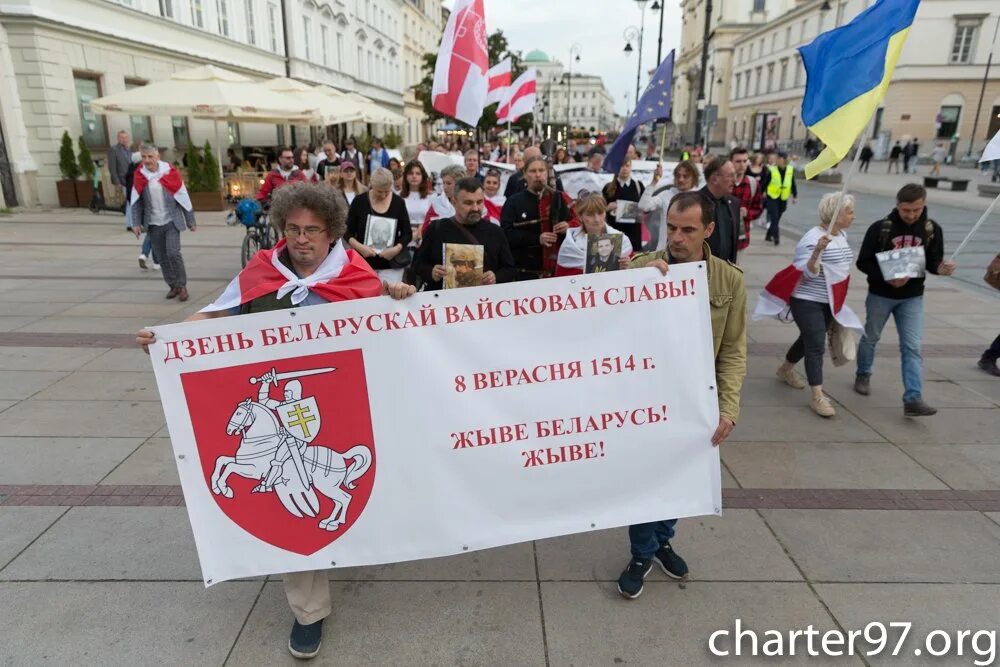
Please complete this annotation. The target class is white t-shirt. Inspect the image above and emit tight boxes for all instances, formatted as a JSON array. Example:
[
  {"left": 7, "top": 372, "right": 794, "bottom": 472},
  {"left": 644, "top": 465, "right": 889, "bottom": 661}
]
[
  {"left": 791, "top": 226, "right": 853, "bottom": 304},
  {"left": 146, "top": 179, "right": 169, "bottom": 227},
  {"left": 403, "top": 192, "right": 431, "bottom": 228}
]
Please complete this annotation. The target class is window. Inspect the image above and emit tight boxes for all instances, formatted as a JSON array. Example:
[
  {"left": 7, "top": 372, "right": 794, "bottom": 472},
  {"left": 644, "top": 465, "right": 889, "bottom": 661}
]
[
  {"left": 244, "top": 0, "right": 256, "bottom": 45},
  {"left": 171, "top": 116, "right": 190, "bottom": 149},
  {"left": 159, "top": 0, "right": 174, "bottom": 18},
  {"left": 74, "top": 73, "right": 108, "bottom": 148},
  {"left": 800, "top": 19, "right": 807, "bottom": 42},
  {"left": 795, "top": 56, "right": 804, "bottom": 87},
  {"left": 216, "top": 0, "right": 229, "bottom": 36},
  {"left": 368, "top": 51, "right": 373, "bottom": 81},
  {"left": 766, "top": 63, "right": 774, "bottom": 93},
  {"left": 937, "top": 105, "right": 961, "bottom": 139},
  {"left": 734, "top": 73, "right": 742, "bottom": 99},
  {"left": 951, "top": 21, "right": 978, "bottom": 64},
  {"left": 125, "top": 80, "right": 152, "bottom": 143},
  {"left": 779, "top": 59, "right": 788, "bottom": 90},
  {"left": 743, "top": 70, "right": 751, "bottom": 97},
  {"left": 227, "top": 121, "right": 241, "bottom": 147},
  {"left": 337, "top": 33, "right": 344, "bottom": 69},
  {"left": 267, "top": 3, "right": 278, "bottom": 51},
  {"left": 303, "top": 17, "right": 311, "bottom": 60},
  {"left": 321, "top": 25, "right": 329, "bottom": 66},
  {"left": 752, "top": 0, "right": 764, "bottom": 11},
  {"left": 357, "top": 46, "right": 364, "bottom": 77},
  {"left": 191, "top": 0, "right": 204, "bottom": 27},
  {"left": 771, "top": 33, "right": 778, "bottom": 52},
  {"left": 785, "top": 27, "right": 792, "bottom": 49},
  {"left": 754, "top": 66, "right": 762, "bottom": 95}
]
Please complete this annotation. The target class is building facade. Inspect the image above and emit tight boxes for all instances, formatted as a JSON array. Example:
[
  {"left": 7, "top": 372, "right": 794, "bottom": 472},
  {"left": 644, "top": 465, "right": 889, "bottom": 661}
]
[
  {"left": 401, "top": 0, "right": 444, "bottom": 146},
  {"left": 0, "top": 0, "right": 437, "bottom": 208},
  {"left": 675, "top": 0, "right": 1000, "bottom": 159},
  {"left": 526, "top": 50, "right": 617, "bottom": 140}
]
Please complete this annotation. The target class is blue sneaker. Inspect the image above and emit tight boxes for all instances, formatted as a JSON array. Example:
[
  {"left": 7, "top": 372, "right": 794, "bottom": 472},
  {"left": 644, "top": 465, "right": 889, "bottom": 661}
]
[
  {"left": 617, "top": 557, "right": 653, "bottom": 599},
  {"left": 654, "top": 541, "right": 689, "bottom": 580}
]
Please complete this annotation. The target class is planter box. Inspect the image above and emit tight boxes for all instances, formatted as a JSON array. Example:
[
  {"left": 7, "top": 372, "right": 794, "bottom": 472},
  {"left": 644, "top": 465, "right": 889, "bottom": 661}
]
[
  {"left": 56, "top": 180, "right": 78, "bottom": 208},
  {"left": 923, "top": 176, "right": 969, "bottom": 192},
  {"left": 74, "top": 180, "right": 94, "bottom": 208},
  {"left": 190, "top": 190, "right": 225, "bottom": 211},
  {"left": 978, "top": 183, "right": 1000, "bottom": 198}
]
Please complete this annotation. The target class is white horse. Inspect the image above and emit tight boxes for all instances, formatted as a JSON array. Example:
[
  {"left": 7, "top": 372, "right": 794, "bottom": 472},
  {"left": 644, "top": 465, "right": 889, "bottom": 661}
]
[{"left": 214, "top": 398, "right": 372, "bottom": 531}]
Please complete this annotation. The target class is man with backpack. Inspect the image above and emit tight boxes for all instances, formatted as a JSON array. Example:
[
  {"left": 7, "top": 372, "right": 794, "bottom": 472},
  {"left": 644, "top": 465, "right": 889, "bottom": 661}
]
[
  {"left": 853, "top": 184, "right": 956, "bottom": 416},
  {"left": 729, "top": 146, "right": 763, "bottom": 264}
]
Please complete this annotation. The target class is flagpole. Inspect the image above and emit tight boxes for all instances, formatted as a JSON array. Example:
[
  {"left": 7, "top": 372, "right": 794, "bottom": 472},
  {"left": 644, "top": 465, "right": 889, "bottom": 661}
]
[
  {"left": 658, "top": 123, "right": 667, "bottom": 162},
  {"left": 506, "top": 120, "right": 511, "bottom": 162},
  {"left": 826, "top": 114, "right": 876, "bottom": 238},
  {"left": 949, "top": 192, "right": 1000, "bottom": 262}
]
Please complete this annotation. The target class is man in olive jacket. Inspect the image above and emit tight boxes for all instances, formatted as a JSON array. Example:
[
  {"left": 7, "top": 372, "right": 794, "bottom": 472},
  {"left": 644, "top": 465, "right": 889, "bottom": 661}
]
[{"left": 617, "top": 190, "right": 747, "bottom": 600}]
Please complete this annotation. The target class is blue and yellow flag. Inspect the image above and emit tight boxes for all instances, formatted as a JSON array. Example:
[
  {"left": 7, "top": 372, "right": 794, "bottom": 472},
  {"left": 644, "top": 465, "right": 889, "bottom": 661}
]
[{"left": 799, "top": 0, "right": 920, "bottom": 179}]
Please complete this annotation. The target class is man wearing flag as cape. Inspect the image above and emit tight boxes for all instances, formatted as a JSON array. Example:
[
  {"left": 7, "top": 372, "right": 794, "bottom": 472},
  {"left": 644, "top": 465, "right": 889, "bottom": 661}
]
[{"left": 135, "top": 182, "right": 415, "bottom": 660}]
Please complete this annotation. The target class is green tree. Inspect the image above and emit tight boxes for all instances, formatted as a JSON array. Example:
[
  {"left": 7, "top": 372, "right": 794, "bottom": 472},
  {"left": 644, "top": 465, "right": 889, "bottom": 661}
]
[
  {"left": 185, "top": 145, "right": 203, "bottom": 191},
  {"left": 201, "top": 141, "right": 221, "bottom": 192},
  {"left": 77, "top": 137, "right": 95, "bottom": 181},
  {"left": 413, "top": 29, "right": 534, "bottom": 135},
  {"left": 59, "top": 131, "right": 80, "bottom": 180}
]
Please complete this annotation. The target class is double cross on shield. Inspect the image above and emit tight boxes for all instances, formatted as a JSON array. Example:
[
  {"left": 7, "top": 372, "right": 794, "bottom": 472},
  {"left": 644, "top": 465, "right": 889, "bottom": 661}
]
[{"left": 278, "top": 397, "right": 322, "bottom": 443}]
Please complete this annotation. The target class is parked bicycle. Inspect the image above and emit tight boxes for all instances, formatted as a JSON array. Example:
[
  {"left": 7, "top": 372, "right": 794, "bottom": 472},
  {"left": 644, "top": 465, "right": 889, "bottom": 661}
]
[{"left": 227, "top": 198, "right": 277, "bottom": 267}]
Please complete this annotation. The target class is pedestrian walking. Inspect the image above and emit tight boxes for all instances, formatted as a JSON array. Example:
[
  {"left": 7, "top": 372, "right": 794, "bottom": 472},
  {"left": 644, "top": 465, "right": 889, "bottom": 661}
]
[
  {"left": 902, "top": 140, "right": 913, "bottom": 173},
  {"left": 929, "top": 144, "right": 947, "bottom": 176},
  {"left": 771, "top": 193, "right": 860, "bottom": 417},
  {"left": 761, "top": 152, "right": 797, "bottom": 245},
  {"left": 859, "top": 143, "right": 873, "bottom": 172},
  {"left": 853, "top": 184, "right": 957, "bottom": 416},
  {"left": 909, "top": 138, "right": 921, "bottom": 173},
  {"left": 107, "top": 129, "right": 132, "bottom": 208},
  {"left": 130, "top": 144, "right": 196, "bottom": 302},
  {"left": 888, "top": 141, "right": 902, "bottom": 173}
]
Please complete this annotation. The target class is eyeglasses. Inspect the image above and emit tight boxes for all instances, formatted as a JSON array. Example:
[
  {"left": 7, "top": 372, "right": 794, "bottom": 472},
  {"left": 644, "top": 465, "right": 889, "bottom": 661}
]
[{"left": 284, "top": 226, "right": 326, "bottom": 238}]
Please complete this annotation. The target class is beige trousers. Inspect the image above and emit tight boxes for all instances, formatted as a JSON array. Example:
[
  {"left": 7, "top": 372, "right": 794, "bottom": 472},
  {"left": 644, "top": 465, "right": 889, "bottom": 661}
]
[{"left": 283, "top": 569, "right": 332, "bottom": 625}]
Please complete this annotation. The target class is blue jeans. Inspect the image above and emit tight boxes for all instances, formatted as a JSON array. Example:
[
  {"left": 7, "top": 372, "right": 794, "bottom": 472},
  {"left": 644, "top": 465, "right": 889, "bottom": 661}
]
[
  {"left": 629, "top": 519, "right": 677, "bottom": 560},
  {"left": 856, "top": 293, "right": 924, "bottom": 402}
]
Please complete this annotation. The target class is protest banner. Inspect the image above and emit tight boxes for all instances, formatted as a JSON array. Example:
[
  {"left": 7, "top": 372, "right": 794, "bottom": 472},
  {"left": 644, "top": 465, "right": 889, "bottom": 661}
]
[{"left": 149, "top": 264, "right": 721, "bottom": 586}]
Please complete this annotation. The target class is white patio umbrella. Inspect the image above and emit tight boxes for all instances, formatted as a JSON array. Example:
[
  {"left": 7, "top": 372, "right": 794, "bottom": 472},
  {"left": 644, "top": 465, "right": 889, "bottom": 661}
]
[
  {"left": 319, "top": 88, "right": 406, "bottom": 126},
  {"left": 263, "top": 78, "right": 367, "bottom": 126},
  {"left": 88, "top": 65, "right": 320, "bottom": 123}
]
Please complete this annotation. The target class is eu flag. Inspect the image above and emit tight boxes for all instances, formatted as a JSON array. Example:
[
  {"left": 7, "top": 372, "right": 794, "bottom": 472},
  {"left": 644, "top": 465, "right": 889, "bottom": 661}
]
[
  {"left": 604, "top": 50, "right": 675, "bottom": 175},
  {"left": 800, "top": 0, "right": 920, "bottom": 178}
]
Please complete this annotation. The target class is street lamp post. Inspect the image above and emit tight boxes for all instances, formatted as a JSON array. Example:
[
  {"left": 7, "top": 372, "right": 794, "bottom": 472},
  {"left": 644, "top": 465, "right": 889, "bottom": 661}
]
[
  {"left": 564, "top": 43, "right": 582, "bottom": 143},
  {"left": 622, "top": 0, "right": 650, "bottom": 105},
  {"left": 694, "top": 0, "right": 713, "bottom": 147}
]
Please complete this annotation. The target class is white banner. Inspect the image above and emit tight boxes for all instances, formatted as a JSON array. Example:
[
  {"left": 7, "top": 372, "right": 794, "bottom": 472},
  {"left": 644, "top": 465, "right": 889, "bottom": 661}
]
[{"left": 149, "top": 265, "right": 721, "bottom": 585}]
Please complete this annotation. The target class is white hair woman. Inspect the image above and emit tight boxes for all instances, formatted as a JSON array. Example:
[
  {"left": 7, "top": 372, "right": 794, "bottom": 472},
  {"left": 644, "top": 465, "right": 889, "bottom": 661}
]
[
  {"left": 345, "top": 168, "right": 412, "bottom": 282},
  {"left": 776, "top": 192, "right": 857, "bottom": 417}
]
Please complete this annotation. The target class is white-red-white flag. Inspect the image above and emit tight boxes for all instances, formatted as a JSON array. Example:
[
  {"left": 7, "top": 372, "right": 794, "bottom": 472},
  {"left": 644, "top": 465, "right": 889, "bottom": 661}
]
[
  {"left": 980, "top": 129, "right": 1000, "bottom": 163},
  {"left": 496, "top": 68, "right": 537, "bottom": 125},
  {"left": 484, "top": 58, "right": 512, "bottom": 107},
  {"left": 752, "top": 261, "right": 862, "bottom": 333},
  {"left": 431, "top": 0, "right": 489, "bottom": 127}
]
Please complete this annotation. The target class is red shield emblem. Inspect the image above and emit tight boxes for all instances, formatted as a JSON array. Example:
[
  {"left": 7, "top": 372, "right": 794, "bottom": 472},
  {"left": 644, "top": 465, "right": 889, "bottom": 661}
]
[{"left": 181, "top": 350, "right": 375, "bottom": 555}]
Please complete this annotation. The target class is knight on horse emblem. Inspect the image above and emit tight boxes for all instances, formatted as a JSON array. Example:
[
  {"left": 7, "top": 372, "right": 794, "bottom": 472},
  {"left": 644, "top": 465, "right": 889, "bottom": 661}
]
[{"left": 213, "top": 366, "right": 373, "bottom": 531}]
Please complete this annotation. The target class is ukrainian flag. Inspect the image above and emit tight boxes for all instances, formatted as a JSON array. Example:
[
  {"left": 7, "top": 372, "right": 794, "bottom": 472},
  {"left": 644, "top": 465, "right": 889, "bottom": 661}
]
[{"left": 800, "top": 0, "right": 921, "bottom": 179}]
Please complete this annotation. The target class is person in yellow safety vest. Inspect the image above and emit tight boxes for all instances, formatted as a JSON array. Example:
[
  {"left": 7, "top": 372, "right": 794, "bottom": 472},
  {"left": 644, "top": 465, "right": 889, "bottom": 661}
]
[
  {"left": 761, "top": 151, "right": 797, "bottom": 246},
  {"left": 680, "top": 143, "right": 692, "bottom": 161}
]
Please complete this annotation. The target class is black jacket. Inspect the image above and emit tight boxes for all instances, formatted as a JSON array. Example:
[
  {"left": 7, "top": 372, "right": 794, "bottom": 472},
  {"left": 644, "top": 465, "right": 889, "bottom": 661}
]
[
  {"left": 698, "top": 186, "right": 741, "bottom": 264},
  {"left": 856, "top": 208, "right": 945, "bottom": 299},
  {"left": 414, "top": 217, "right": 516, "bottom": 290}
]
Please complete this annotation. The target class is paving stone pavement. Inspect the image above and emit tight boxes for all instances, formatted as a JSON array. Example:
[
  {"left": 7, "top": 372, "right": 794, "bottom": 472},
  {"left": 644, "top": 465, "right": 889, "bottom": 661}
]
[{"left": 0, "top": 194, "right": 998, "bottom": 666}]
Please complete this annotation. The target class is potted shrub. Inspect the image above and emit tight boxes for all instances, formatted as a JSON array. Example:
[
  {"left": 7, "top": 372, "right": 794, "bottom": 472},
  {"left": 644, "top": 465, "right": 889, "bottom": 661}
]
[
  {"left": 75, "top": 137, "right": 96, "bottom": 207},
  {"left": 56, "top": 131, "right": 80, "bottom": 207},
  {"left": 187, "top": 141, "right": 224, "bottom": 211}
]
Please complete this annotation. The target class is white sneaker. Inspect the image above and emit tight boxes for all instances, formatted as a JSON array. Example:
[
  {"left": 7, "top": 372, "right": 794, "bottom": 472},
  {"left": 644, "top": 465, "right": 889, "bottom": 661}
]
[
  {"left": 138, "top": 254, "right": 148, "bottom": 270},
  {"left": 152, "top": 262, "right": 161, "bottom": 270}
]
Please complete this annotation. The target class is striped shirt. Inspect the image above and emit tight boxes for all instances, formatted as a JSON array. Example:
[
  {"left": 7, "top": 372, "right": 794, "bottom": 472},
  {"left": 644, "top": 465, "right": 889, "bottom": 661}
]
[{"left": 791, "top": 226, "right": 853, "bottom": 303}]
